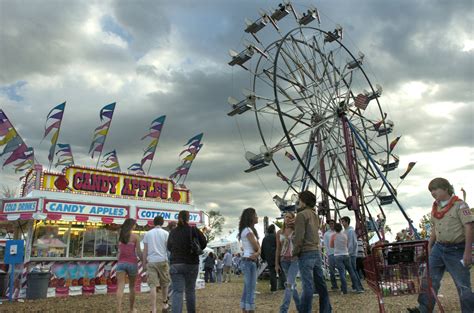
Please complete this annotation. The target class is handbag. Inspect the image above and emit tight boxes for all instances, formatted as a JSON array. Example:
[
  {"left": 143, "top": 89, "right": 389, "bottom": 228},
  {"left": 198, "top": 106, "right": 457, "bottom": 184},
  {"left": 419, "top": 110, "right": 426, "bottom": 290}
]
[{"left": 189, "top": 226, "right": 204, "bottom": 256}]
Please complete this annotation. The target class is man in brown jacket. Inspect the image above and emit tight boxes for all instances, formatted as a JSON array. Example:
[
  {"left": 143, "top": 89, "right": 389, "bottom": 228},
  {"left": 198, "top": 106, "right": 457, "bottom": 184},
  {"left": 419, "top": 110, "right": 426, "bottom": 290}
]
[{"left": 293, "top": 190, "right": 332, "bottom": 313}]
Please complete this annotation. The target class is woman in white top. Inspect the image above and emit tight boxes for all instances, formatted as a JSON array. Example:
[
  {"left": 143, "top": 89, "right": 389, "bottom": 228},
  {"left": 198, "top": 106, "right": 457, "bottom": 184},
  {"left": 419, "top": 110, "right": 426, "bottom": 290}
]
[
  {"left": 330, "top": 223, "right": 363, "bottom": 294},
  {"left": 238, "top": 207, "right": 260, "bottom": 313},
  {"left": 275, "top": 212, "right": 300, "bottom": 313}
]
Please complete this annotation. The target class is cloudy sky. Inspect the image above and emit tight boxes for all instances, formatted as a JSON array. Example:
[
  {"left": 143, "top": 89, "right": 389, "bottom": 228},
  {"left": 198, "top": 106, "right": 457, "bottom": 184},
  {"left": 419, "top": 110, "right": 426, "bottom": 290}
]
[{"left": 0, "top": 0, "right": 472, "bottom": 240}]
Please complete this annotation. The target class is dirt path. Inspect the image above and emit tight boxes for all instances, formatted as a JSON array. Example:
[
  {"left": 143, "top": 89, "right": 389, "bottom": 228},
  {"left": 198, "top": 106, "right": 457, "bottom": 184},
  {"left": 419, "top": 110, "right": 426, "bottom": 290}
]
[{"left": 0, "top": 273, "right": 468, "bottom": 312}]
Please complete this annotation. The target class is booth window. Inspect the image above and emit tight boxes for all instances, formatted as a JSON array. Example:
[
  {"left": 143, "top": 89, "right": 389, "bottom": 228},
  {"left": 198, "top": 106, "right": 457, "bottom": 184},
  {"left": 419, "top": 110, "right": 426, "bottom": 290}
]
[
  {"left": 94, "top": 226, "right": 118, "bottom": 257},
  {"left": 32, "top": 223, "right": 68, "bottom": 257},
  {"left": 32, "top": 221, "right": 118, "bottom": 259}
]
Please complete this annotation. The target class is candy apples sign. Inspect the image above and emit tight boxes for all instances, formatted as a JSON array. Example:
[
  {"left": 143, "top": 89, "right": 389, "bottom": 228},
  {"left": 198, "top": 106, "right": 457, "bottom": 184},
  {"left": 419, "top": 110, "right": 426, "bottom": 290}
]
[{"left": 41, "top": 166, "right": 189, "bottom": 204}]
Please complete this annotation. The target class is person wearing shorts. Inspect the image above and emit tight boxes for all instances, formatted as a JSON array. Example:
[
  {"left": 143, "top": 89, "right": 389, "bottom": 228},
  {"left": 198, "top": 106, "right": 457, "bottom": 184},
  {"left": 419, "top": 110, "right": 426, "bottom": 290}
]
[
  {"left": 117, "top": 218, "right": 141, "bottom": 313},
  {"left": 144, "top": 216, "right": 171, "bottom": 313}
]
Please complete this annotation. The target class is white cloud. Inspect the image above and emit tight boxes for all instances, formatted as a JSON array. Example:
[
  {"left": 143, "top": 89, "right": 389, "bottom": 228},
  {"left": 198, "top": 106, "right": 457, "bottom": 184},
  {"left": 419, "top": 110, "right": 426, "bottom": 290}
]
[{"left": 462, "top": 40, "right": 474, "bottom": 52}]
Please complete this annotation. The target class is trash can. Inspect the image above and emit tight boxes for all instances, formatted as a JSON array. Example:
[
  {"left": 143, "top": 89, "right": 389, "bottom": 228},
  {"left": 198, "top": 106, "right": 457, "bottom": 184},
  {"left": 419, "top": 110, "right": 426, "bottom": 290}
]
[
  {"left": 26, "top": 272, "right": 51, "bottom": 299},
  {"left": 0, "top": 272, "right": 7, "bottom": 297}
]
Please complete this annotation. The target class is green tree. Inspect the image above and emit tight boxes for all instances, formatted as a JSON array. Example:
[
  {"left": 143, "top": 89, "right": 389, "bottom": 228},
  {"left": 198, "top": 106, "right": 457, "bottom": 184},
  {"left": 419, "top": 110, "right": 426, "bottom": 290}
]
[
  {"left": 206, "top": 210, "right": 225, "bottom": 242},
  {"left": 418, "top": 213, "right": 432, "bottom": 239},
  {"left": 273, "top": 220, "right": 283, "bottom": 229}
]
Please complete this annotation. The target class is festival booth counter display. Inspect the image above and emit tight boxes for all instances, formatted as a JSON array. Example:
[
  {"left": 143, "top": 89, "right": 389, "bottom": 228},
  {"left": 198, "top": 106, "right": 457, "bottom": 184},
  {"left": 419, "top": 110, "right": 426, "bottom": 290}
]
[{"left": 0, "top": 164, "right": 204, "bottom": 299}]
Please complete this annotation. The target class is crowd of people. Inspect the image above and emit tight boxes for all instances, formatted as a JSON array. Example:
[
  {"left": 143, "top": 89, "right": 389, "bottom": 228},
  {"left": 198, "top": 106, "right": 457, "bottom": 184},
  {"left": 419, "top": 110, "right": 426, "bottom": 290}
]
[
  {"left": 237, "top": 178, "right": 472, "bottom": 313},
  {"left": 237, "top": 191, "right": 363, "bottom": 313},
  {"left": 113, "top": 177, "right": 472, "bottom": 313},
  {"left": 116, "top": 210, "right": 207, "bottom": 313},
  {"left": 202, "top": 249, "right": 242, "bottom": 283}
]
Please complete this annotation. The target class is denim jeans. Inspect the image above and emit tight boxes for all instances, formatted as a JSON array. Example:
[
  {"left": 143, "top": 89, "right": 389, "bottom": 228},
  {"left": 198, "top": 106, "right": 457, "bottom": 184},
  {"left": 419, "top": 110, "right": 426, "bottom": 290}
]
[
  {"left": 170, "top": 263, "right": 199, "bottom": 313},
  {"left": 216, "top": 268, "right": 223, "bottom": 283},
  {"left": 313, "top": 253, "right": 332, "bottom": 313},
  {"left": 350, "top": 255, "right": 363, "bottom": 290},
  {"left": 268, "top": 265, "right": 278, "bottom": 291},
  {"left": 204, "top": 268, "right": 214, "bottom": 283},
  {"left": 279, "top": 259, "right": 300, "bottom": 313},
  {"left": 418, "top": 242, "right": 474, "bottom": 313},
  {"left": 298, "top": 250, "right": 332, "bottom": 313},
  {"left": 240, "top": 259, "right": 257, "bottom": 311},
  {"left": 335, "top": 255, "right": 363, "bottom": 293},
  {"left": 328, "top": 254, "right": 338, "bottom": 289}
]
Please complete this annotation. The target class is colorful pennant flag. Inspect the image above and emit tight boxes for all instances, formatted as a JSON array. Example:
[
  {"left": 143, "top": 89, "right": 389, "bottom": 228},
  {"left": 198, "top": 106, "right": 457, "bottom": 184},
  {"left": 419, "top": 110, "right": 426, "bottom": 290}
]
[
  {"left": 43, "top": 102, "right": 66, "bottom": 164},
  {"left": 389, "top": 136, "right": 401, "bottom": 153},
  {"left": 400, "top": 162, "right": 416, "bottom": 180},
  {"left": 138, "top": 115, "right": 166, "bottom": 174},
  {"left": 3, "top": 144, "right": 33, "bottom": 168},
  {"left": 0, "top": 116, "right": 13, "bottom": 136},
  {"left": 102, "top": 150, "right": 121, "bottom": 172},
  {"left": 285, "top": 151, "right": 296, "bottom": 161},
  {"left": 185, "top": 133, "right": 203, "bottom": 146},
  {"left": 0, "top": 128, "right": 17, "bottom": 145},
  {"left": 55, "top": 143, "right": 74, "bottom": 168},
  {"left": 170, "top": 133, "right": 204, "bottom": 183},
  {"left": 0, "top": 135, "right": 22, "bottom": 157},
  {"left": 0, "top": 109, "right": 35, "bottom": 173},
  {"left": 89, "top": 103, "right": 116, "bottom": 159},
  {"left": 128, "top": 163, "right": 145, "bottom": 175}
]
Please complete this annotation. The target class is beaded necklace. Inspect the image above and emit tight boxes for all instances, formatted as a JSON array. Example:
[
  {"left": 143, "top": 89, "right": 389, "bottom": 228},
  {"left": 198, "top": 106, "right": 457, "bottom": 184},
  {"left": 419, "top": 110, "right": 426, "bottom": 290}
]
[{"left": 431, "top": 196, "right": 459, "bottom": 219}]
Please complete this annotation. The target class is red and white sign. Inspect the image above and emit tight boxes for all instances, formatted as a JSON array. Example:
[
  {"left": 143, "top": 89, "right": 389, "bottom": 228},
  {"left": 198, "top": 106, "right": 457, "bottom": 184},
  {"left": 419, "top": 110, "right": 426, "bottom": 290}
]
[
  {"left": 44, "top": 200, "right": 129, "bottom": 218},
  {"left": 1, "top": 199, "right": 39, "bottom": 213},
  {"left": 136, "top": 207, "right": 202, "bottom": 224}
]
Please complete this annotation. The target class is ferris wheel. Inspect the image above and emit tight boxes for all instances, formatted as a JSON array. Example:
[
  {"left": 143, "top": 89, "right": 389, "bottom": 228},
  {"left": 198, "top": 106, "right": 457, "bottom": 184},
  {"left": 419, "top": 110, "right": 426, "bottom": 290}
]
[{"left": 227, "top": 2, "right": 412, "bottom": 239}]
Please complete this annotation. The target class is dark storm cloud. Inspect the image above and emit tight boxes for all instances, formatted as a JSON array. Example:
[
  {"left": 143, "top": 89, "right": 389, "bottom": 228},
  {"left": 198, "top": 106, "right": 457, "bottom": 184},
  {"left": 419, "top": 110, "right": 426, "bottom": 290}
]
[
  {"left": 0, "top": 0, "right": 87, "bottom": 82},
  {"left": 111, "top": 0, "right": 171, "bottom": 57}
]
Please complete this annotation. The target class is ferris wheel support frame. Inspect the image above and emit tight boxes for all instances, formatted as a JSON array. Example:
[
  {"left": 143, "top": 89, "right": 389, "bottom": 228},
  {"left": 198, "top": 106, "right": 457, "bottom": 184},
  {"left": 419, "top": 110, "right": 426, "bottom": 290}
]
[
  {"left": 347, "top": 119, "right": 420, "bottom": 240},
  {"left": 342, "top": 114, "right": 367, "bottom": 239}
]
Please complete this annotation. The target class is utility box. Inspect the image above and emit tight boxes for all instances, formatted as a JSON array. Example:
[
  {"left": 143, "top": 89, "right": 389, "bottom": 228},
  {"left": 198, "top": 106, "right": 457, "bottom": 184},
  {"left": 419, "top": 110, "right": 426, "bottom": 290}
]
[{"left": 4, "top": 240, "right": 24, "bottom": 264}]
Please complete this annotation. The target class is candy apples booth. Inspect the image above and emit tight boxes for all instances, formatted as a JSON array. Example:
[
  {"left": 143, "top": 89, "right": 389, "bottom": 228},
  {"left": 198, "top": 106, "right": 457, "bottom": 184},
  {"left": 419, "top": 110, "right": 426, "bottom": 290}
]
[{"left": 0, "top": 164, "right": 205, "bottom": 298}]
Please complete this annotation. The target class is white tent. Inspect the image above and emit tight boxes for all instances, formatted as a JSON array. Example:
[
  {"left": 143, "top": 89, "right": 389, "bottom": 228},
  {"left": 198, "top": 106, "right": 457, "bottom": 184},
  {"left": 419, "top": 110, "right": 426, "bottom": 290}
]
[{"left": 208, "top": 222, "right": 280, "bottom": 254}]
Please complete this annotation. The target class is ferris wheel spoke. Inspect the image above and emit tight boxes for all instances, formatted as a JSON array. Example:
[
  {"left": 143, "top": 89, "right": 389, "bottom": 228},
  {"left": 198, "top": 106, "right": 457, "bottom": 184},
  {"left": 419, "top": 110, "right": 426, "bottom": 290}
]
[
  {"left": 279, "top": 43, "right": 309, "bottom": 89},
  {"left": 291, "top": 36, "right": 317, "bottom": 76},
  {"left": 282, "top": 38, "right": 318, "bottom": 90}
]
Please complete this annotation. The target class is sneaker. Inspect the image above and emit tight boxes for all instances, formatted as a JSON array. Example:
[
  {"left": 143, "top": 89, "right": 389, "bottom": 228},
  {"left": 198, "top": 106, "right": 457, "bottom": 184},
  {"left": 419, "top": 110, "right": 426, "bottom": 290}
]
[
  {"left": 407, "top": 308, "right": 420, "bottom": 313},
  {"left": 356, "top": 290, "right": 365, "bottom": 294},
  {"left": 255, "top": 291, "right": 261, "bottom": 294}
]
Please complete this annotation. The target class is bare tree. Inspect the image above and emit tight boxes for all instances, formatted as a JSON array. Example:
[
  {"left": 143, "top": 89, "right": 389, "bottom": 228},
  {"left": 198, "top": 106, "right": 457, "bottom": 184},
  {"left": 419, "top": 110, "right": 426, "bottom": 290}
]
[{"left": 1, "top": 185, "right": 17, "bottom": 198}]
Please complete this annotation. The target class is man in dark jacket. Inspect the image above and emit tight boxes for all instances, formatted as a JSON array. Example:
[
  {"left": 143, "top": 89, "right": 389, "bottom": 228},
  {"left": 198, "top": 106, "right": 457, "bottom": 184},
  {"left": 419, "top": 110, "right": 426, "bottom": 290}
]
[
  {"left": 261, "top": 224, "right": 286, "bottom": 292},
  {"left": 203, "top": 252, "right": 216, "bottom": 283}
]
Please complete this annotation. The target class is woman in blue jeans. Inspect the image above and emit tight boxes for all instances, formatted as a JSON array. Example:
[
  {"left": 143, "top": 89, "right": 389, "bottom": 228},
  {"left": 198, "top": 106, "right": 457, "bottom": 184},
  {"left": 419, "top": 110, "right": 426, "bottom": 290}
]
[
  {"left": 238, "top": 207, "right": 260, "bottom": 313},
  {"left": 167, "top": 210, "right": 207, "bottom": 313},
  {"left": 330, "top": 223, "right": 363, "bottom": 294},
  {"left": 275, "top": 212, "right": 300, "bottom": 313}
]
